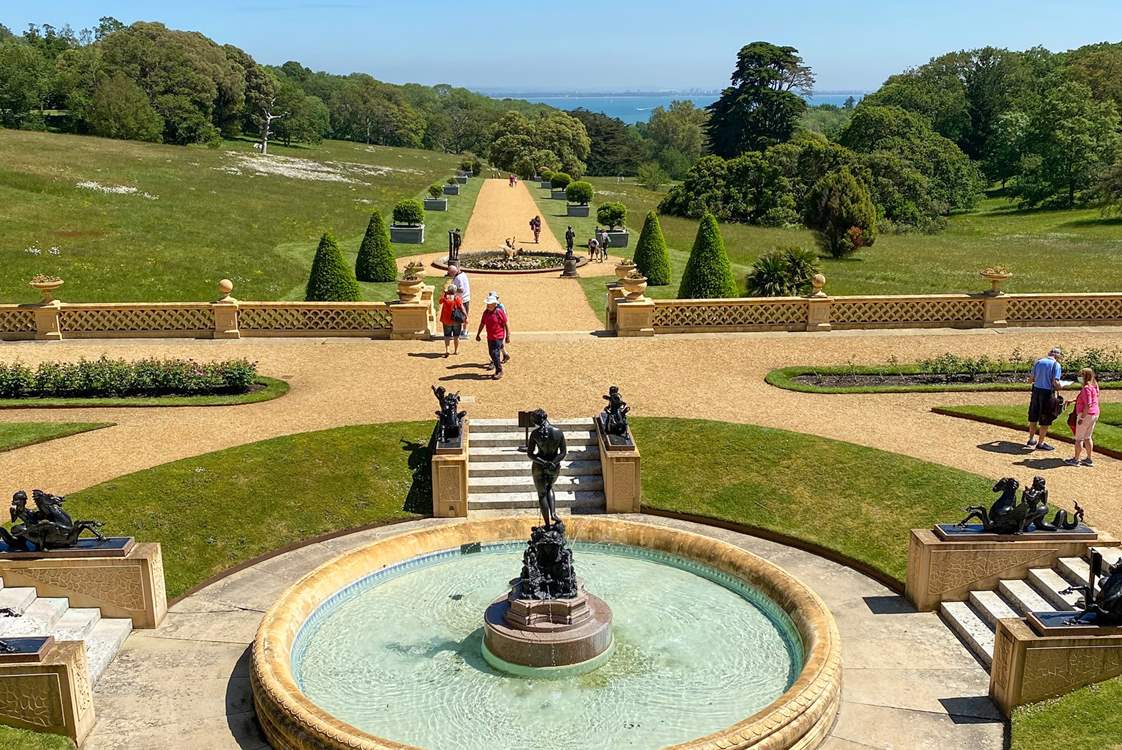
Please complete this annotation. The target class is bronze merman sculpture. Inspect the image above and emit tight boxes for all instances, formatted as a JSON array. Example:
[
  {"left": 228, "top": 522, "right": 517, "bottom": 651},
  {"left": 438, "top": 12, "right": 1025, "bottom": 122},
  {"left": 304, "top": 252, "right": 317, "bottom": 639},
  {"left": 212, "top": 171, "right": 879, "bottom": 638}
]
[
  {"left": 601, "top": 385, "right": 630, "bottom": 437},
  {"left": 1062, "top": 552, "right": 1122, "bottom": 626},
  {"left": 526, "top": 409, "right": 567, "bottom": 528},
  {"left": 432, "top": 385, "right": 466, "bottom": 443},
  {"left": 0, "top": 490, "right": 106, "bottom": 552},
  {"left": 956, "top": 476, "right": 1083, "bottom": 535}
]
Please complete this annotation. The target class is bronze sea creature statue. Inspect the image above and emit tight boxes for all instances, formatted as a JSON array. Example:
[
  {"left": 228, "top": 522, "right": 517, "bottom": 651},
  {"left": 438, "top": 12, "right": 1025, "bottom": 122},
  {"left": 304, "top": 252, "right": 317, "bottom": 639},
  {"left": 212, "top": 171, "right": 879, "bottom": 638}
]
[
  {"left": 0, "top": 490, "right": 106, "bottom": 552},
  {"left": 432, "top": 385, "right": 466, "bottom": 443},
  {"left": 956, "top": 476, "right": 1083, "bottom": 535},
  {"left": 1062, "top": 552, "right": 1122, "bottom": 626}
]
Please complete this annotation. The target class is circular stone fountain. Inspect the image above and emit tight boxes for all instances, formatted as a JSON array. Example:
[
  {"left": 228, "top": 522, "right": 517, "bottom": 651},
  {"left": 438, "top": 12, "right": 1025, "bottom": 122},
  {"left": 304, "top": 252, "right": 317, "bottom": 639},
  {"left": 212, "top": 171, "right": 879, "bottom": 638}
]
[{"left": 251, "top": 517, "right": 841, "bottom": 750}]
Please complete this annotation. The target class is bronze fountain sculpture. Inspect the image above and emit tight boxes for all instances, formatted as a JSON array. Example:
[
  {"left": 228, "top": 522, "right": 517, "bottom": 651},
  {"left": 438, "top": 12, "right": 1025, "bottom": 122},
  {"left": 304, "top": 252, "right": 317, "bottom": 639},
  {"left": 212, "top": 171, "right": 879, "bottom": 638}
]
[
  {"left": 0, "top": 490, "right": 106, "bottom": 552},
  {"left": 955, "top": 476, "right": 1084, "bottom": 535}
]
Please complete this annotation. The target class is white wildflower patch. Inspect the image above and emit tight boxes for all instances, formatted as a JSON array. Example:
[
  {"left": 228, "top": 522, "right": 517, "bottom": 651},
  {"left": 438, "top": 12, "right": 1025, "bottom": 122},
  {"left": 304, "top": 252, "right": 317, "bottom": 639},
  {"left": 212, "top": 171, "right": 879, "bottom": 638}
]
[
  {"left": 24, "top": 244, "right": 42, "bottom": 256},
  {"left": 76, "top": 180, "right": 159, "bottom": 200},
  {"left": 354, "top": 198, "right": 372, "bottom": 204},
  {"left": 222, "top": 152, "right": 422, "bottom": 184}
]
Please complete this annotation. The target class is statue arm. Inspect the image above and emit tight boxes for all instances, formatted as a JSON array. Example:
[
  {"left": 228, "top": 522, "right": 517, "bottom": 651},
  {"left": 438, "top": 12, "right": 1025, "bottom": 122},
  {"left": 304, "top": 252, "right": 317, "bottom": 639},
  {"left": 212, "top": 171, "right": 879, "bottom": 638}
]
[{"left": 558, "top": 433, "right": 567, "bottom": 463}]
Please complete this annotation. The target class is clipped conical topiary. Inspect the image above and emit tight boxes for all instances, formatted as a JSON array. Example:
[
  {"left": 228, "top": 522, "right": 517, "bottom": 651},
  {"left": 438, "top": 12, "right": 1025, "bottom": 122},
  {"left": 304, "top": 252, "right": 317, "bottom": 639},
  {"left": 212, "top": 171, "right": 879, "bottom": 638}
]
[
  {"left": 305, "top": 232, "right": 361, "bottom": 301},
  {"left": 632, "top": 211, "right": 671, "bottom": 286},
  {"left": 355, "top": 213, "right": 396, "bottom": 282},
  {"left": 677, "top": 213, "right": 737, "bottom": 298}
]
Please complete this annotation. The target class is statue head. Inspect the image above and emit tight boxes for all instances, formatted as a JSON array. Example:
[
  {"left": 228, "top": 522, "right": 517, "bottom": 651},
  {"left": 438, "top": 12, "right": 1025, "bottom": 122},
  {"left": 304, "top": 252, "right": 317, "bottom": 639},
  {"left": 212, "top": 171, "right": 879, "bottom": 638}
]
[
  {"left": 530, "top": 408, "right": 549, "bottom": 428},
  {"left": 993, "top": 477, "right": 1018, "bottom": 493},
  {"left": 1031, "top": 475, "right": 1046, "bottom": 491},
  {"left": 11, "top": 491, "right": 26, "bottom": 509}
]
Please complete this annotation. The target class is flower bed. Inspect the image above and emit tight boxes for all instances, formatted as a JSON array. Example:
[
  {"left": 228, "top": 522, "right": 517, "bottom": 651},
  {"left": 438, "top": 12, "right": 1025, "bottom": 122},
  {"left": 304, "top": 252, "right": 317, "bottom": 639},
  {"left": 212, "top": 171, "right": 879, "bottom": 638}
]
[
  {"left": 453, "top": 250, "right": 573, "bottom": 272},
  {"left": 0, "top": 356, "right": 259, "bottom": 398}
]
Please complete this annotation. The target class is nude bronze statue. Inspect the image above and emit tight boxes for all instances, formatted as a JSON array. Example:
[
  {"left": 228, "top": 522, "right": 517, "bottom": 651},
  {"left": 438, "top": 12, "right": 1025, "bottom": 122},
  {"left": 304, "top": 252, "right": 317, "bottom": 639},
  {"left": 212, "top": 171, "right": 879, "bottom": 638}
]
[{"left": 526, "top": 409, "right": 567, "bottom": 528}]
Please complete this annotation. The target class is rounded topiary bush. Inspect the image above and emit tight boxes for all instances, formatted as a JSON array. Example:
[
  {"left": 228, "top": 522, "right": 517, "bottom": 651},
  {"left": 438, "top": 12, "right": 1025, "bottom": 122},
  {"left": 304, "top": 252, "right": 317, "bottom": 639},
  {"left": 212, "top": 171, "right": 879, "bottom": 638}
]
[
  {"left": 677, "top": 213, "right": 738, "bottom": 299},
  {"left": 355, "top": 213, "right": 396, "bottom": 282},
  {"left": 632, "top": 211, "right": 671, "bottom": 286},
  {"left": 459, "top": 157, "right": 474, "bottom": 173},
  {"left": 428, "top": 184, "right": 444, "bottom": 199},
  {"left": 551, "top": 172, "right": 572, "bottom": 190},
  {"left": 566, "top": 180, "right": 593, "bottom": 205},
  {"left": 540, "top": 169, "right": 554, "bottom": 183},
  {"left": 597, "top": 202, "right": 627, "bottom": 230},
  {"left": 305, "top": 232, "right": 361, "bottom": 301},
  {"left": 392, "top": 199, "right": 424, "bottom": 227}
]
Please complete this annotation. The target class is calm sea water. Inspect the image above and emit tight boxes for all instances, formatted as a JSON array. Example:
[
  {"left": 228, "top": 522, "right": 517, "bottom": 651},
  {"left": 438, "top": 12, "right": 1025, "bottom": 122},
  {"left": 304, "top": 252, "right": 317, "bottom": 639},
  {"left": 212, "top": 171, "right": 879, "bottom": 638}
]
[{"left": 489, "top": 92, "right": 864, "bottom": 124}]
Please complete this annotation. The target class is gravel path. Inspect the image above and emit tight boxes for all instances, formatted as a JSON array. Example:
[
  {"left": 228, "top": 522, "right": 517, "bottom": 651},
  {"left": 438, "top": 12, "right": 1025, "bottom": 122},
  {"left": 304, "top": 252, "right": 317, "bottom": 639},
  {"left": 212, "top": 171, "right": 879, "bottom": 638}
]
[{"left": 1, "top": 326, "right": 1119, "bottom": 534}]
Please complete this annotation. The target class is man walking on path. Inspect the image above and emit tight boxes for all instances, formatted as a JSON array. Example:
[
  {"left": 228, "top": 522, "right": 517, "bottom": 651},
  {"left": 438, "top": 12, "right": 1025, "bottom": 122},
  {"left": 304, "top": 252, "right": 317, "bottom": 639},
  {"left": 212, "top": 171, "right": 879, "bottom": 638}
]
[
  {"left": 476, "top": 293, "right": 510, "bottom": 380},
  {"left": 530, "top": 215, "right": 541, "bottom": 243},
  {"left": 447, "top": 264, "right": 471, "bottom": 339},
  {"left": 1027, "top": 346, "right": 1064, "bottom": 451},
  {"left": 597, "top": 228, "right": 611, "bottom": 262},
  {"left": 565, "top": 225, "right": 575, "bottom": 255}
]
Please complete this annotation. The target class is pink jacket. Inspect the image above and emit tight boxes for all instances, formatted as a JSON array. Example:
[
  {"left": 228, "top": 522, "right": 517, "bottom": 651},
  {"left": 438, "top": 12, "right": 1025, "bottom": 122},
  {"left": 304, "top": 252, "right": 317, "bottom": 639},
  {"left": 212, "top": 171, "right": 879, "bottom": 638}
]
[{"left": 1075, "top": 383, "right": 1100, "bottom": 416}]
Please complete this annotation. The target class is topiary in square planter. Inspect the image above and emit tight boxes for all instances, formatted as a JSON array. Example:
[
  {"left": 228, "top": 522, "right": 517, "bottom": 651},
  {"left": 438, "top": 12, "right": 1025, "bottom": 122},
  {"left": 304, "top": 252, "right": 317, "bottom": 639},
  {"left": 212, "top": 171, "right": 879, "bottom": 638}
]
[
  {"left": 455, "top": 175, "right": 468, "bottom": 184},
  {"left": 390, "top": 225, "right": 425, "bottom": 244},
  {"left": 551, "top": 189, "right": 568, "bottom": 200},
  {"left": 605, "top": 229, "right": 630, "bottom": 248},
  {"left": 567, "top": 204, "right": 590, "bottom": 217},
  {"left": 443, "top": 184, "right": 460, "bottom": 196},
  {"left": 424, "top": 198, "right": 448, "bottom": 211}
]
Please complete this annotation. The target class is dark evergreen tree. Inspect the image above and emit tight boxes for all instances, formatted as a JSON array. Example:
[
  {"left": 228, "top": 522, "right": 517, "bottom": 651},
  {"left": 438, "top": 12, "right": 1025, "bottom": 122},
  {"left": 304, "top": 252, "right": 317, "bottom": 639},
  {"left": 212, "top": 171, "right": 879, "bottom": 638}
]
[
  {"left": 632, "top": 211, "right": 671, "bottom": 286},
  {"left": 677, "top": 213, "right": 737, "bottom": 298},
  {"left": 355, "top": 213, "right": 396, "bottom": 282},
  {"left": 805, "top": 168, "right": 878, "bottom": 258},
  {"left": 305, "top": 232, "right": 360, "bottom": 301}
]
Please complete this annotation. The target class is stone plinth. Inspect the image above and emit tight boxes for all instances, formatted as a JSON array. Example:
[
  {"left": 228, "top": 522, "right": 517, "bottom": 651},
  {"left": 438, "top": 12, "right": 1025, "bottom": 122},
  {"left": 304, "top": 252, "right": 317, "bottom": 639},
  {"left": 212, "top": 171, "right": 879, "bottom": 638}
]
[
  {"left": 388, "top": 300, "right": 433, "bottom": 340},
  {"left": 431, "top": 420, "right": 469, "bottom": 517},
  {"left": 0, "top": 541, "right": 167, "bottom": 628},
  {"left": 605, "top": 285, "right": 625, "bottom": 328},
  {"left": 0, "top": 639, "right": 96, "bottom": 745},
  {"left": 615, "top": 297, "right": 654, "bottom": 337},
  {"left": 596, "top": 417, "right": 641, "bottom": 514},
  {"left": 482, "top": 585, "right": 613, "bottom": 670},
  {"left": 990, "top": 617, "right": 1122, "bottom": 716},
  {"left": 905, "top": 528, "right": 1117, "bottom": 612}
]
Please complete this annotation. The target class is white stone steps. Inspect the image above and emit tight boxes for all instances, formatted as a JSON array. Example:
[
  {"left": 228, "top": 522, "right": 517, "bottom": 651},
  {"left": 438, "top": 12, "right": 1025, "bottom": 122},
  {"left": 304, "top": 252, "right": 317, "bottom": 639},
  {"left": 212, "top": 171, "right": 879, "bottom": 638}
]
[
  {"left": 468, "top": 446, "right": 601, "bottom": 463},
  {"left": 1057, "top": 557, "right": 1093, "bottom": 588},
  {"left": 85, "top": 618, "right": 132, "bottom": 685},
  {"left": 1027, "top": 568, "right": 1080, "bottom": 610},
  {"left": 998, "top": 579, "right": 1057, "bottom": 616},
  {"left": 0, "top": 597, "right": 69, "bottom": 637},
  {"left": 469, "top": 419, "right": 595, "bottom": 432},
  {"left": 472, "top": 432, "right": 598, "bottom": 448},
  {"left": 469, "top": 459, "right": 602, "bottom": 477},
  {"left": 468, "top": 475, "right": 604, "bottom": 494},
  {"left": 0, "top": 586, "right": 38, "bottom": 615},
  {"left": 940, "top": 601, "right": 995, "bottom": 668},
  {"left": 52, "top": 607, "right": 102, "bottom": 641},
  {"left": 967, "top": 590, "right": 1019, "bottom": 629},
  {"left": 467, "top": 491, "right": 606, "bottom": 511},
  {"left": 1096, "top": 546, "right": 1122, "bottom": 567}
]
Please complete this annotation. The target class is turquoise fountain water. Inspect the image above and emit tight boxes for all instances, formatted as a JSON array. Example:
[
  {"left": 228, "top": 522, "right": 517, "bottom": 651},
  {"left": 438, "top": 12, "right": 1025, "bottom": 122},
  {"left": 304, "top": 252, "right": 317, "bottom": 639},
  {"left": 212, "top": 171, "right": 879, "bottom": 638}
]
[{"left": 292, "top": 542, "right": 803, "bottom": 750}]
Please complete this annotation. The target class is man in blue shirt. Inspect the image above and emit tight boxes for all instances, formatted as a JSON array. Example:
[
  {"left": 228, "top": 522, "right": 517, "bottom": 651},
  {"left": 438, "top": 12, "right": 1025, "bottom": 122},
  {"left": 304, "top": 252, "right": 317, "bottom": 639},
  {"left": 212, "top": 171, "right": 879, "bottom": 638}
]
[{"left": 1027, "top": 346, "right": 1063, "bottom": 451}]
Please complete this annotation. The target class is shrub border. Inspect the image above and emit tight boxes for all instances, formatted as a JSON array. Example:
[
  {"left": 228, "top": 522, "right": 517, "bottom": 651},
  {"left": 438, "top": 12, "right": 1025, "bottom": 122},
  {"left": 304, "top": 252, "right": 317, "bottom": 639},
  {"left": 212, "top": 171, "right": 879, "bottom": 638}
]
[
  {"left": 766, "top": 365, "right": 1121, "bottom": 394},
  {"left": 0, "top": 376, "right": 289, "bottom": 409}
]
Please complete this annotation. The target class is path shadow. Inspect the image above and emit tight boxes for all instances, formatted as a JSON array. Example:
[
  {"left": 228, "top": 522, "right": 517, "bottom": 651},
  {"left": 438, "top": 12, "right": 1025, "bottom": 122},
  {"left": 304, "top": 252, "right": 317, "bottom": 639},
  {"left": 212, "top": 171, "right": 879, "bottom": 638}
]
[
  {"left": 862, "top": 595, "right": 916, "bottom": 615},
  {"left": 937, "top": 696, "right": 1005, "bottom": 723},
  {"left": 1012, "top": 457, "right": 1069, "bottom": 470},
  {"left": 402, "top": 437, "right": 433, "bottom": 514},
  {"left": 407, "top": 352, "right": 446, "bottom": 359},
  {"left": 225, "top": 646, "right": 269, "bottom": 749},
  {"left": 439, "top": 373, "right": 495, "bottom": 382},
  {"left": 446, "top": 362, "right": 487, "bottom": 370},
  {"left": 977, "top": 440, "right": 1032, "bottom": 455}
]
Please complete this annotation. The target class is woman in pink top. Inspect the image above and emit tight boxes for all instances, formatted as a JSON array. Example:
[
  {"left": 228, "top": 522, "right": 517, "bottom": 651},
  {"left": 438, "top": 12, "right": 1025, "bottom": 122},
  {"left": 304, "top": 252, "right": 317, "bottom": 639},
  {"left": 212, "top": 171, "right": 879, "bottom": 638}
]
[{"left": 1067, "top": 367, "right": 1100, "bottom": 467}]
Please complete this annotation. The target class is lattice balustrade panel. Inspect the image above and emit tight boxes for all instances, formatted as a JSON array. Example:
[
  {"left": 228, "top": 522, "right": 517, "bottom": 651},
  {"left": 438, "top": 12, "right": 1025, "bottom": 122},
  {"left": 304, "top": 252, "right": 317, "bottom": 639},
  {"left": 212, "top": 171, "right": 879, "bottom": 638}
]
[
  {"left": 830, "top": 298, "right": 985, "bottom": 326},
  {"left": 239, "top": 305, "right": 391, "bottom": 332},
  {"left": 0, "top": 307, "right": 36, "bottom": 334},
  {"left": 652, "top": 301, "right": 807, "bottom": 330},
  {"left": 1007, "top": 296, "right": 1122, "bottom": 323},
  {"left": 59, "top": 306, "right": 213, "bottom": 333}
]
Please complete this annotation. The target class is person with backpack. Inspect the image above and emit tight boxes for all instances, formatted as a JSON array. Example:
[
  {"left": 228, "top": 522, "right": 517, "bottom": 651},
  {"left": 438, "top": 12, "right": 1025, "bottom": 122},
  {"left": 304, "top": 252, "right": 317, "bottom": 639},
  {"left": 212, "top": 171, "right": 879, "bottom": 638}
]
[
  {"left": 597, "top": 229, "right": 611, "bottom": 262},
  {"left": 1027, "top": 346, "right": 1064, "bottom": 451},
  {"left": 481, "top": 290, "right": 511, "bottom": 371},
  {"left": 438, "top": 286, "right": 466, "bottom": 358},
  {"left": 1066, "top": 368, "right": 1100, "bottom": 467}
]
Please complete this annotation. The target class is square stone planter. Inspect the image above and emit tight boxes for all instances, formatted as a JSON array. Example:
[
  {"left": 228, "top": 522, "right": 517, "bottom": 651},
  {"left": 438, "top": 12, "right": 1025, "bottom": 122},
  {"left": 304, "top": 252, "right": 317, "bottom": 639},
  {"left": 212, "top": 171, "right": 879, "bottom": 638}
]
[
  {"left": 455, "top": 175, "right": 468, "bottom": 184},
  {"left": 604, "top": 229, "right": 630, "bottom": 248},
  {"left": 457, "top": 170, "right": 471, "bottom": 178},
  {"left": 424, "top": 198, "right": 448, "bottom": 211},
  {"left": 540, "top": 180, "right": 552, "bottom": 189},
  {"left": 390, "top": 224, "right": 425, "bottom": 244},
  {"left": 551, "top": 189, "right": 569, "bottom": 200},
  {"left": 443, "top": 184, "right": 460, "bottom": 196},
  {"left": 567, "top": 204, "right": 590, "bottom": 217}
]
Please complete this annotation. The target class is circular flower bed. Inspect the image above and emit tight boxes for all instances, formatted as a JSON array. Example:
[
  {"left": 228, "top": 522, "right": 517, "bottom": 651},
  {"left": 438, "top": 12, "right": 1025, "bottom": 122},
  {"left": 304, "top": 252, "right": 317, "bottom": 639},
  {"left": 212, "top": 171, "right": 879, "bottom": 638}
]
[{"left": 433, "top": 250, "right": 587, "bottom": 274}]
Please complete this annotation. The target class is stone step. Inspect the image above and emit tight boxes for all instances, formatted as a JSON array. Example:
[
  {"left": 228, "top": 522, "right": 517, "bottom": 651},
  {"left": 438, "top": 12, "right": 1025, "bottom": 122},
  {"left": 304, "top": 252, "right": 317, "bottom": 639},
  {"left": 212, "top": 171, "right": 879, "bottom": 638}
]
[
  {"left": 967, "top": 590, "right": 1019, "bottom": 629},
  {"left": 0, "top": 586, "right": 38, "bottom": 616},
  {"left": 468, "top": 475, "right": 604, "bottom": 494},
  {"left": 998, "top": 579, "right": 1058, "bottom": 616},
  {"left": 940, "top": 601, "right": 994, "bottom": 669},
  {"left": 0, "top": 597, "right": 69, "bottom": 637},
  {"left": 1093, "top": 546, "right": 1122, "bottom": 567},
  {"left": 52, "top": 607, "right": 102, "bottom": 642},
  {"left": 469, "top": 460, "right": 602, "bottom": 478},
  {"left": 467, "top": 491, "right": 605, "bottom": 511},
  {"left": 85, "top": 618, "right": 132, "bottom": 685},
  {"left": 471, "top": 432, "right": 598, "bottom": 448},
  {"left": 469, "top": 418, "right": 595, "bottom": 433},
  {"left": 1027, "top": 568, "right": 1080, "bottom": 610},
  {"left": 468, "top": 446, "right": 601, "bottom": 463},
  {"left": 1056, "top": 557, "right": 1093, "bottom": 588}
]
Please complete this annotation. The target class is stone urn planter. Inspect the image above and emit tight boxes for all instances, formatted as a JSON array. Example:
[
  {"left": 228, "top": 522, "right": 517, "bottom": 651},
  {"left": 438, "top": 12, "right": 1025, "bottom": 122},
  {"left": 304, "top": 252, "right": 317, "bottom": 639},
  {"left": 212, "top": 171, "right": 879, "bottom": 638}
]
[
  {"left": 390, "top": 224, "right": 425, "bottom": 244},
  {"left": 423, "top": 198, "right": 448, "bottom": 211},
  {"left": 397, "top": 264, "right": 426, "bottom": 303},
  {"left": 443, "top": 184, "right": 460, "bottom": 196},
  {"left": 614, "top": 261, "right": 637, "bottom": 282},
  {"left": 567, "top": 204, "right": 590, "bottom": 217},
  {"left": 604, "top": 229, "right": 630, "bottom": 248},
  {"left": 29, "top": 276, "right": 64, "bottom": 303},
  {"left": 621, "top": 273, "right": 648, "bottom": 301},
  {"left": 981, "top": 268, "right": 1012, "bottom": 296},
  {"left": 550, "top": 188, "right": 568, "bottom": 200}
]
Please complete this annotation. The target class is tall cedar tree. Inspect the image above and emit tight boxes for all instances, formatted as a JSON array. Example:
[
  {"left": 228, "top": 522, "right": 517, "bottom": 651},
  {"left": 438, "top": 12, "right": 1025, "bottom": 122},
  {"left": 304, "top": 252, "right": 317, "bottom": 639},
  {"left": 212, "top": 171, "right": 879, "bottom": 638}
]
[
  {"left": 632, "top": 211, "right": 672, "bottom": 286},
  {"left": 706, "top": 42, "right": 811, "bottom": 158},
  {"left": 677, "top": 213, "right": 738, "bottom": 298},
  {"left": 305, "top": 232, "right": 361, "bottom": 301},
  {"left": 355, "top": 213, "right": 396, "bottom": 282},
  {"left": 806, "top": 168, "right": 878, "bottom": 258}
]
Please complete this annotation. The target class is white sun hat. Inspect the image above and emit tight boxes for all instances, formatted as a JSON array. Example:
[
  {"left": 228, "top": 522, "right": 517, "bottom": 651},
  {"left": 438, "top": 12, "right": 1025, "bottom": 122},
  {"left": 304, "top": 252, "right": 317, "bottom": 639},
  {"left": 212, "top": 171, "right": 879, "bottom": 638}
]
[{"left": 484, "top": 293, "right": 499, "bottom": 305}]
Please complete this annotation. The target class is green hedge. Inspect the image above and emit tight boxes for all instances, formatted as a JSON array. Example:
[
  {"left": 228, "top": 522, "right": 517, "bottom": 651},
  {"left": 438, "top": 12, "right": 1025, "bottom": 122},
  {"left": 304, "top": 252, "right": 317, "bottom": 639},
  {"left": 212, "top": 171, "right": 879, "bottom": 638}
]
[
  {"left": 551, "top": 172, "right": 572, "bottom": 189},
  {"left": 0, "top": 357, "right": 257, "bottom": 398}
]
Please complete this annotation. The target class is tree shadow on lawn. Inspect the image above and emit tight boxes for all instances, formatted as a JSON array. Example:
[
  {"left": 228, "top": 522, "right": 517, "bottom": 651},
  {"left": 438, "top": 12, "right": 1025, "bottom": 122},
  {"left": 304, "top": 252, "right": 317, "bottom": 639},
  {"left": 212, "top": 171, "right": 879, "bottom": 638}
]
[
  {"left": 402, "top": 437, "right": 433, "bottom": 515},
  {"left": 1058, "top": 215, "right": 1122, "bottom": 228}
]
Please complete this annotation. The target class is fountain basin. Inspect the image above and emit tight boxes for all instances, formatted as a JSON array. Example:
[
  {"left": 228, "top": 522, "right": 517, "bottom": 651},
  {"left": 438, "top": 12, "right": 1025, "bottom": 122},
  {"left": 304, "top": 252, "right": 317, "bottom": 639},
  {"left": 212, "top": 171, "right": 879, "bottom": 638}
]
[{"left": 251, "top": 516, "right": 841, "bottom": 750}]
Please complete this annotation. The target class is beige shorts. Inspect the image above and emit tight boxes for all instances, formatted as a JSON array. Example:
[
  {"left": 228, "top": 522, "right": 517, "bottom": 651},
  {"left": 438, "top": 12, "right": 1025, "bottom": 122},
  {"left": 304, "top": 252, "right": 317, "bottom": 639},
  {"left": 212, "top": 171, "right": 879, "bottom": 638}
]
[{"left": 1074, "top": 413, "right": 1098, "bottom": 441}]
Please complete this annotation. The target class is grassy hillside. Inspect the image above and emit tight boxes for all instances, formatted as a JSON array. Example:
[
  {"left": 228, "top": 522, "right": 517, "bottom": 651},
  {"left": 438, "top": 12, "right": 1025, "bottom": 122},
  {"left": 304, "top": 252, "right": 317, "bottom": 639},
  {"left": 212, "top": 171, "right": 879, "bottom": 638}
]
[
  {"left": 1, "top": 131, "right": 460, "bottom": 302},
  {"left": 583, "top": 179, "right": 1122, "bottom": 297}
]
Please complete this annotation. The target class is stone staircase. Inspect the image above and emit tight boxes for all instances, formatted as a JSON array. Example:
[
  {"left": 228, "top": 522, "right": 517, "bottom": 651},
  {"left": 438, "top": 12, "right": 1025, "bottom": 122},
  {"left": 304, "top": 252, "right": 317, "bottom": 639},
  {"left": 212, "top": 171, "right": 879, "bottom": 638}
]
[
  {"left": 468, "top": 418, "right": 606, "bottom": 513},
  {"left": 0, "top": 577, "right": 132, "bottom": 685},
  {"left": 940, "top": 545, "right": 1122, "bottom": 669}
]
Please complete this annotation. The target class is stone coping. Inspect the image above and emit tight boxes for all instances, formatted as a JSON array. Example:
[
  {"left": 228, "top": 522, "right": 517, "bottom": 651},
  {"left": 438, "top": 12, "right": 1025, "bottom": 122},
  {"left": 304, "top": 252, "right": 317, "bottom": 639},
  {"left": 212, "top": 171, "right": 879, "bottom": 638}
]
[{"left": 251, "top": 516, "right": 841, "bottom": 750}]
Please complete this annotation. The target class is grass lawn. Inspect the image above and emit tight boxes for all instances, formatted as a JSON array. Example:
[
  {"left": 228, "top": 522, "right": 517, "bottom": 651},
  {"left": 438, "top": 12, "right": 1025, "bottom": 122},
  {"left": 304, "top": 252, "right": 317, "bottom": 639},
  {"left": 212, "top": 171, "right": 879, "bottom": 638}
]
[
  {"left": 1011, "top": 676, "right": 1122, "bottom": 750},
  {"left": 1, "top": 130, "right": 459, "bottom": 303},
  {"left": 63, "top": 422, "right": 432, "bottom": 599},
  {"left": 582, "top": 179, "right": 1122, "bottom": 298},
  {"left": 0, "top": 422, "right": 111, "bottom": 452},
  {"left": 631, "top": 417, "right": 991, "bottom": 582},
  {"left": 0, "top": 726, "right": 72, "bottom": 750},
  {"left": 934, "top": 403, "right": 1122, "bottom": 456},
  {"left": 766, "top": 365, "right": 1121, "bottom": 394},
  {"left": 0, "top": 377, "right": 288, "bottom": 409}
]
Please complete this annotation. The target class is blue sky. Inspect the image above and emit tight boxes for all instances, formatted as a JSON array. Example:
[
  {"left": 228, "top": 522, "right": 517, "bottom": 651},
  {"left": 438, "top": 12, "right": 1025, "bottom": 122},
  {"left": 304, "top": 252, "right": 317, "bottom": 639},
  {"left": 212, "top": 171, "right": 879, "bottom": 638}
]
[{"left": 6, "top": 1, "right": 1122, "bottom": 91}]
